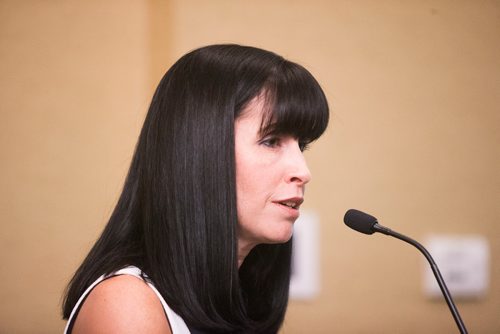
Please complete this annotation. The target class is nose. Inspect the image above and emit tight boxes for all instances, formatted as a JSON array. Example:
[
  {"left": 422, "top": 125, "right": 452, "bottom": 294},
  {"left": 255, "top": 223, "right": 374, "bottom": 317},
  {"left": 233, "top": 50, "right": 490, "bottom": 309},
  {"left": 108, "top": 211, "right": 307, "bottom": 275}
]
[{"left": 285, "top": 144, "right": 312, "bottom": 186}]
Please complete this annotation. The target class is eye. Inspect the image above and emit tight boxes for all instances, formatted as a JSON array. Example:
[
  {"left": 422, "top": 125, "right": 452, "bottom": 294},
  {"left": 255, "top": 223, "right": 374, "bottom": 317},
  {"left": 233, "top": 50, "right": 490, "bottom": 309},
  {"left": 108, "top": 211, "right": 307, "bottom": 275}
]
[{"left": 259, "top": 136, "right": 281, "bottom": 148}]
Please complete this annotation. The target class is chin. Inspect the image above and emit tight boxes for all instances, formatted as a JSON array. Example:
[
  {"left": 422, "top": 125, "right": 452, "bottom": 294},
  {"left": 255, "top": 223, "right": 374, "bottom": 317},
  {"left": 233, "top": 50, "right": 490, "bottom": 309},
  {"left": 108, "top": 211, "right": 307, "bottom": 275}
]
[{"left": 263, "top": 225, "right": 294, "bottom": 244}]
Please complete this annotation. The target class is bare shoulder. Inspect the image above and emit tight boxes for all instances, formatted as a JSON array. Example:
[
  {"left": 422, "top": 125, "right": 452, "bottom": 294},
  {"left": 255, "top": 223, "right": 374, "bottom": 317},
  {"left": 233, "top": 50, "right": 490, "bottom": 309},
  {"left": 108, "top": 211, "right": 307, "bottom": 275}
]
[{"left": 72, "top": 275, "right": 172, "bottom": 334}]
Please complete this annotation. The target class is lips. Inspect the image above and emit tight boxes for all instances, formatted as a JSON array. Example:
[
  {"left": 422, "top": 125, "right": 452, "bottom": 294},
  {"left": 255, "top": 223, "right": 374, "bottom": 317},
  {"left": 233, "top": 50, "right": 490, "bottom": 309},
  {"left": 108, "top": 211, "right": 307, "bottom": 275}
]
[{"left": 273, "top": 197, "right": 304, "bottom": 210}]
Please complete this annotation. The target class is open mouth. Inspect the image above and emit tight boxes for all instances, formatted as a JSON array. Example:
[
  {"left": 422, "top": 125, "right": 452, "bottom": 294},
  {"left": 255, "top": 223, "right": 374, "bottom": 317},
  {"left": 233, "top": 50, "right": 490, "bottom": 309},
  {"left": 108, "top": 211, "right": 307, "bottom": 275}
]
[
  {"left": 276, "top": 199, "right": 303, "bottom": 210},
  {"left": 279, "top": 201, "right": 298, "bottom": 209}
]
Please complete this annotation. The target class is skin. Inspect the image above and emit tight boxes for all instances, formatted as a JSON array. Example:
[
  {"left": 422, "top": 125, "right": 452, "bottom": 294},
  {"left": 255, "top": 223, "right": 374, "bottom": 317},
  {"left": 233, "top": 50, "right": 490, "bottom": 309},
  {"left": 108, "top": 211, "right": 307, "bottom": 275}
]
[
  {"left": 72, "top": 95, "right": 312, "bottom": 332},
  {"left": 72, "top": 275, "right": 172, "bottom": 334},
  {"left": 235, "top": 96, "right": 311, "bottom": 266}
]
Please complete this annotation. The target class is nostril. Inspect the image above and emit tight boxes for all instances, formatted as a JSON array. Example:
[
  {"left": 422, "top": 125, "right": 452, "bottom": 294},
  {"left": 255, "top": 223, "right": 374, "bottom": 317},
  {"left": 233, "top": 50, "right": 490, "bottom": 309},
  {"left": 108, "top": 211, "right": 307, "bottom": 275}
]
[{"left": 289, "top": 173, "right": 311, "bottom": 185}]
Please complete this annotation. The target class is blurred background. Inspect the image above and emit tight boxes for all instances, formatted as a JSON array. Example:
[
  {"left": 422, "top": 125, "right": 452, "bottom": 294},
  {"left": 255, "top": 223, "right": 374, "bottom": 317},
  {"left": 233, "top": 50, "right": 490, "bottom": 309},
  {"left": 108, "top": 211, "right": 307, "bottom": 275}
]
[{"left": 1, "top": 0, "right": 499, "bottom": 333}]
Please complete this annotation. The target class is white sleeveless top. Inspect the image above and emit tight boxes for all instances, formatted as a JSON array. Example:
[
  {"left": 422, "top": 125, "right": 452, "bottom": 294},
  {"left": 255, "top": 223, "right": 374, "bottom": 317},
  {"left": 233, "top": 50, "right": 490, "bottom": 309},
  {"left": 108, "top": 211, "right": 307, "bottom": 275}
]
[{"left": 64, "top": 266, "right": 191, "bottom": 334}]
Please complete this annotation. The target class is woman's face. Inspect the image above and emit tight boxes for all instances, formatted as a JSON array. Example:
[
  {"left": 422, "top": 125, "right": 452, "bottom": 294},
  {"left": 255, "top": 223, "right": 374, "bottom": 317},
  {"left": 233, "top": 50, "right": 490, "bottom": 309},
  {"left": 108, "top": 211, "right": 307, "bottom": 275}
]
[{"left": 235, "top": 96, "right": 311, "bottom": 253}]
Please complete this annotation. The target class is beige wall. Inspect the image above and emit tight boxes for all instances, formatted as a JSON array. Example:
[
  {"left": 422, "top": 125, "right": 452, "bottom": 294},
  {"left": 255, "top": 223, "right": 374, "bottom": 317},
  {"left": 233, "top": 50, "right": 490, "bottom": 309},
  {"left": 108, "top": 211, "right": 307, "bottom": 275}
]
[
  {"left": 0, "top": 1, "right": 152, "bottom": 332},
  {"left": 1, "top": 1, "right": 498, "bottom": 333}
]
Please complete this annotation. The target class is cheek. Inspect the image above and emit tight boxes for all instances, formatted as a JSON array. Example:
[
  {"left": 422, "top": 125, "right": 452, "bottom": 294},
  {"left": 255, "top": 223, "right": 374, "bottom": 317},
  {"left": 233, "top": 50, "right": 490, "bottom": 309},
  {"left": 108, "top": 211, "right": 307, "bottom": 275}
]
[
  {"left": 235, "top": 159, "right": 257, "bottom": 214},
  {"left": 236, "top": 154, "right": 273, "bottom": 202},
  {"left": 235, "top": 148, "right": 260, "bottom": 194},
  {"left": 235, "top": 155, "right": 268, "bottom": 227}
]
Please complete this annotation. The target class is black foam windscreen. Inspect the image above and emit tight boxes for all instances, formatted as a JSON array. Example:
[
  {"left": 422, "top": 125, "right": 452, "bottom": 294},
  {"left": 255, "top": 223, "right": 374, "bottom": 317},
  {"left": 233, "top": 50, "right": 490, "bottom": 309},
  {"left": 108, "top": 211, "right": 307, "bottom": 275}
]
[{"left": 344, "top": 209, "right": 378, "bottom": 235}]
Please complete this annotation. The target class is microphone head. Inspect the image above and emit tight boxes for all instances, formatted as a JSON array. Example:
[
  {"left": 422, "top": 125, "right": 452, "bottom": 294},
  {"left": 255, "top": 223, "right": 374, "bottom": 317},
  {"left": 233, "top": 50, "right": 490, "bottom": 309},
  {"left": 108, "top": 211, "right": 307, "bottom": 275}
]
[{"left": 344, "top": 209, "right": 378, "bottom": 235}]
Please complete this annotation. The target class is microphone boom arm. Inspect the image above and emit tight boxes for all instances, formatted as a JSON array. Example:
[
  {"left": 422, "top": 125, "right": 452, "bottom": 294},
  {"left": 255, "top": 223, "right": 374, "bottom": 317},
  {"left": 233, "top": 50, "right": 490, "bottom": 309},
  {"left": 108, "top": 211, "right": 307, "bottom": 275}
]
[{"left": 373, "top": 223, "right": 468, "bottom": 334}]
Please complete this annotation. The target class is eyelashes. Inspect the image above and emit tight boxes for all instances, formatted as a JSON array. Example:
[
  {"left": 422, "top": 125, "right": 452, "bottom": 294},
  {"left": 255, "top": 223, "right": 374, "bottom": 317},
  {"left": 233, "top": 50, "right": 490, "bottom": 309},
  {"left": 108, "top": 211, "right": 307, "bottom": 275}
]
[
  {"left": 259, "top": 135, "right": 310, "bottom": 152},
  {"left": 259, "top": 136, "right": 280, "bottom": 148}
]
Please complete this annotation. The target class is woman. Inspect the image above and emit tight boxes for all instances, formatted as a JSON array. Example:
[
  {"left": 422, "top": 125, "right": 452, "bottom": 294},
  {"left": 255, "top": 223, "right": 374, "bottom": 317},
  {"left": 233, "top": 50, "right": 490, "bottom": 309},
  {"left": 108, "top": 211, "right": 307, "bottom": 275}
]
[{"left": 62, "top": 44, "right": 329, "bottom": 333}]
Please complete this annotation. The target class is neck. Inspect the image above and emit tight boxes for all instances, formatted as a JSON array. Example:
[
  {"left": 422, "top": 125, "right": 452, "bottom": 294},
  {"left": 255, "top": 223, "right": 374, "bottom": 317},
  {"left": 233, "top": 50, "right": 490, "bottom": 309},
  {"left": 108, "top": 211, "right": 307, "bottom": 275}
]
[{"left": 237, "top": 238, "right": 257, "bottom": 268}]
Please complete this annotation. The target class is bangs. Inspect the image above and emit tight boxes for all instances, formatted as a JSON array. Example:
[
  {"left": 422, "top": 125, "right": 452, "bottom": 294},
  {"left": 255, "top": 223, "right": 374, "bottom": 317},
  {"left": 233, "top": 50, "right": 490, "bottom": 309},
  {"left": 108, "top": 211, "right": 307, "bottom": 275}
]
[{"left": 259, "top": 62, "right": 329, "bottom": 144}]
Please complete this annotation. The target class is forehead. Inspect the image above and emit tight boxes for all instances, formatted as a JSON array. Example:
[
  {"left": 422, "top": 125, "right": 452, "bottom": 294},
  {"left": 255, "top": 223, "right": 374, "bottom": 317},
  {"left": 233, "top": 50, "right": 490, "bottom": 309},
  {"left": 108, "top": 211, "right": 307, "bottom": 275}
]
[
  {"left": 237, "top": 93, "right": 267, "bottom": 121},
  {"left": 235, "top": 95, "right": 267, "bottom": 136},
  {"left": 236, "top": 82, "right": 328, "bottom": 144}
]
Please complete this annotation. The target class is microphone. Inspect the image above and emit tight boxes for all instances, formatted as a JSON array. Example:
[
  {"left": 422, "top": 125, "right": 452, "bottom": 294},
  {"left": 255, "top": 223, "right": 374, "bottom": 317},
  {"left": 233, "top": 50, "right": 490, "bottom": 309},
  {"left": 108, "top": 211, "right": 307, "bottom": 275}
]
[{"left": 344, "top": 209, "right": 468, "bottom": 334}]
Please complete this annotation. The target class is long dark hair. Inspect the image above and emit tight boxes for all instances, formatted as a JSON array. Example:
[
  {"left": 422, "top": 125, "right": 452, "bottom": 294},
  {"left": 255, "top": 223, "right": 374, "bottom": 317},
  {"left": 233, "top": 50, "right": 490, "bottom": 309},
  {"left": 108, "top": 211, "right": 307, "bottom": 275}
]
[{"left": 63, "top": 44, "right": 329, "bottom": 333}]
